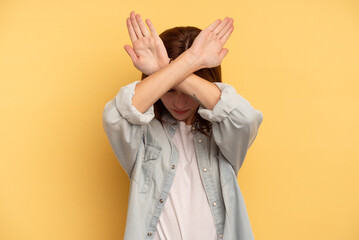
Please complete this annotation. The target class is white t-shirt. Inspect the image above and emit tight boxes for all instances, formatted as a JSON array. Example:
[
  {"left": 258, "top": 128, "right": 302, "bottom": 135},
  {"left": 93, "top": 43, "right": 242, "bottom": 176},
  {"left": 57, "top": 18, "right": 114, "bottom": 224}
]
[{"left": 152, "top": 121, "right": 217, "bottom": 240}]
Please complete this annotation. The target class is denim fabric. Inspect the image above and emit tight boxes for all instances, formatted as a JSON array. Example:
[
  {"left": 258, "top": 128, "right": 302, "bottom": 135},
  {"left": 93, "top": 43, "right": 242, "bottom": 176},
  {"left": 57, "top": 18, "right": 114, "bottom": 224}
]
[{"left": 102, "top": 81, "right": 263, "bottom": 240}]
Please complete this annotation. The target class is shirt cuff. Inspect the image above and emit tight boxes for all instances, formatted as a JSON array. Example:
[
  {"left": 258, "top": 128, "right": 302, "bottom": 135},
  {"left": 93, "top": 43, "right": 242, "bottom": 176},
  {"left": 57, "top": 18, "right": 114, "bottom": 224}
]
[
  {"left": 197, "top": 82, "right": 238, "bottom": 122},
  {"left": 115, "top": 81, "right": 155, "bottom": 125}
]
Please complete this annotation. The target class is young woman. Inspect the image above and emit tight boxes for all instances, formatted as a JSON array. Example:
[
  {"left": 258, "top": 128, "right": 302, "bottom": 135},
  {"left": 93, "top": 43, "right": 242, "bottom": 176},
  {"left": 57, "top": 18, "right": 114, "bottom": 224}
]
[{"left": 103, "top": 11, "right": 263, "bottom": 240}]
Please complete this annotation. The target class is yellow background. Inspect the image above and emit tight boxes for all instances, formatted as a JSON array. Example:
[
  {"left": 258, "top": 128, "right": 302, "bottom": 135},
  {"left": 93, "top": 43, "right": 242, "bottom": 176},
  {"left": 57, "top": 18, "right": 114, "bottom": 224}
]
[{"left": 1, "top": 0, "right": 358, "bottom": 239}]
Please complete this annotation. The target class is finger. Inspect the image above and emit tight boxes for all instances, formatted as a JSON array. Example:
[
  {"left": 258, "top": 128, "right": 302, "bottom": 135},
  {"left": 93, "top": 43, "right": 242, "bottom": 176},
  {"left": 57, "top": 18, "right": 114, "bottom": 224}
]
[
  {"left": 206, "top": 19, "right": 222, "bottom": 31},
  {"left": 126, "top": 17, "right": 137, "bottom": 42},
  {"left": 213, "top": 17, "right": 230, "bottom": 35},
  {"left": 218, "top": 48, "right": 229, "bottom": 61},
  {"left": 130, "top": 11, "right": 144, "bottom": 38},
  {"left": 220, "top": 25, "right": 234, "bottom": 44},
  {"left": 217, "top": 18, "right": 233, "bottom": 39},
  {"left": 146, "top": 19, "right": 158, "bottom": 37},
  {"left": 124, "top": 45, "right": 139, "bottom": 62},
  {"left": 136, "top": 14, "right": 150, "bottom": 37}
]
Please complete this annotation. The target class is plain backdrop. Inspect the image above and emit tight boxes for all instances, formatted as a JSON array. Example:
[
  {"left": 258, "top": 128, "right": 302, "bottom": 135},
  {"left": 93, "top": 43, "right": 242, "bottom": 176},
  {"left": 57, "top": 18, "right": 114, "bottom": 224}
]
[{"left": 1, "top": 0, "right": 358, "bottom": 239}]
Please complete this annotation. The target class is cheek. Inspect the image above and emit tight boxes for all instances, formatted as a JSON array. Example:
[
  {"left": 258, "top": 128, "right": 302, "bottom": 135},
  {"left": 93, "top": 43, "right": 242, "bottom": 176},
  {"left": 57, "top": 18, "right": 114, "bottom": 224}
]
[
  {"left": 185, "top": 96, "right": 200, "bottom": 108},
  {"left": 160, "top": 94, "right": 172, "bottom": 107}
]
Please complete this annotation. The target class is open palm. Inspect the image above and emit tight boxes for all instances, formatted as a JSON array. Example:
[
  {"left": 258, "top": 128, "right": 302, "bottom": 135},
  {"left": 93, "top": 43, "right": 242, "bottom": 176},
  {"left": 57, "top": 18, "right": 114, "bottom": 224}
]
[
  {"left": 188, "top": 17, "right": 234, "bottom": 69},
  {"left": 124, "top": 11, "right": 169, "bottom": 76}
]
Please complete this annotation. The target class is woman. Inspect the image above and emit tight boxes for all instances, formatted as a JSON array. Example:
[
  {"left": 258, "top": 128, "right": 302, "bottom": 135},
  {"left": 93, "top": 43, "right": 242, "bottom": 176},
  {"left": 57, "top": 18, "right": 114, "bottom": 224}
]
[{"left": 103, "top": 11, "right": 263, "bottom": 240}]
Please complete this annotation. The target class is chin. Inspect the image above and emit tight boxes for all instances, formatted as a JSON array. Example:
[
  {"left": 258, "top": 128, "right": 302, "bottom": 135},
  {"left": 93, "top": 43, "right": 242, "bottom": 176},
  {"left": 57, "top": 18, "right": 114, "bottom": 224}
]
[
  {"left": 173, "top": 115, "right": 188, "bottom": 121},
  {"left": 170, "top": 113, "right": 190, "bottom": 121}
]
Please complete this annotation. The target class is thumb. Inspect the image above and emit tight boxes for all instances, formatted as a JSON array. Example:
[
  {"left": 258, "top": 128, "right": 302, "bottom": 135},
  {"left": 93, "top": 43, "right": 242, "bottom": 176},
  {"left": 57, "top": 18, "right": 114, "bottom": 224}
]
[
  {"left": 219, "top": 48, "right": 229, "bottom": 61},
  {"left": 124, "top": 45, "right": 139, "bottom": 62}
]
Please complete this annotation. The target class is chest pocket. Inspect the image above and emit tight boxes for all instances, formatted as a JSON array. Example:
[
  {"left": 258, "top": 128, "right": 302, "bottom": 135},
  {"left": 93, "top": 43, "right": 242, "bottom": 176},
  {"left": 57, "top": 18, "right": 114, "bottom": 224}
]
[{"left": 139, "top": 144, "right": 161, "bottom": 194}]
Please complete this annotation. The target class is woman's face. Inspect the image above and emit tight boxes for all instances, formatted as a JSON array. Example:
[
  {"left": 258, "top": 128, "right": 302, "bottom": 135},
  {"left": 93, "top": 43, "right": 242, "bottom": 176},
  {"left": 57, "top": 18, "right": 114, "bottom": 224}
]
[{"left": 160, "top": 90, "right": 200, "bottom": 125}]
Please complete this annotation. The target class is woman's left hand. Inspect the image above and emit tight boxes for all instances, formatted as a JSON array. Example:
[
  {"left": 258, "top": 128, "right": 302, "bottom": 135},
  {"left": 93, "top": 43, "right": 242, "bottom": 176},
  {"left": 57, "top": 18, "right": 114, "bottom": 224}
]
[
  {"left": 124, "top": 11, "right": 169, "bottom": 76},
  {"left": 187, "top": 17, "right": 234, "bottom": 69}
]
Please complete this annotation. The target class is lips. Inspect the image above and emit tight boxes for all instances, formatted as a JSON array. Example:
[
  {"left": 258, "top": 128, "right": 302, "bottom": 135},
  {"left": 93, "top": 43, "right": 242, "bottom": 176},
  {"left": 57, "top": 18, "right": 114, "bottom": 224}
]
[{"left": 173, "top": 109, "right": 189, "bottom": 115}]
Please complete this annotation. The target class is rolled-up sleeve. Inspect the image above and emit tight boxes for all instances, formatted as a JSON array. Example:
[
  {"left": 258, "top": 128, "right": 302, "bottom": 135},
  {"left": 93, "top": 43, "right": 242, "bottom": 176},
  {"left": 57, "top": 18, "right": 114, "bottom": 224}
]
[
  {"left": 102, "top": 81, "right": 154, "bottom": 177},
  {"left": 115, "top": 81, "right": 155, "bottom": 125},
  {"left": 198, "top": 82, "right": 263, "bottom": 175}
]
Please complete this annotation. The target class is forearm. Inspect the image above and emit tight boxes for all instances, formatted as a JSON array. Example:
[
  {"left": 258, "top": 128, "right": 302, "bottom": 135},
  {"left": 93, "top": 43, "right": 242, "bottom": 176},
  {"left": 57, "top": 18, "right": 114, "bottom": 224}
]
[
  {"left": 132, "top": 51, "right": 201, "bottom": 113},
  {"left": 174, "top": 74, "right": 221, "bottom": 110}
]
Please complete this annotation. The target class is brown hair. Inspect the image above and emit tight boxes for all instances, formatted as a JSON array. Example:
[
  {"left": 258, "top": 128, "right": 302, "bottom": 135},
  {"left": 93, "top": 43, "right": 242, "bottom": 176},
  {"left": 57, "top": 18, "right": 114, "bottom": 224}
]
[{"left": 141, "top": 26, "right": 222, "bottom": 137}]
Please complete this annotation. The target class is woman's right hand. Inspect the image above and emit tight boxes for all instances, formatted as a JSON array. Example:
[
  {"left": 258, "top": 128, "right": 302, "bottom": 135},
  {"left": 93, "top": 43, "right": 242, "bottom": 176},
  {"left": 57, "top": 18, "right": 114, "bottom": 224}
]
[{"left": 188, "top": 17, "right": 234, "bottom": 69}]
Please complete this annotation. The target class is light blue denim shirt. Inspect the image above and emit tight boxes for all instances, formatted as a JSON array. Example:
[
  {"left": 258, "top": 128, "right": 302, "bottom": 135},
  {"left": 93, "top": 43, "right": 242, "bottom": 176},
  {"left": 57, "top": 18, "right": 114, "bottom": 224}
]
[{"left": 102, "top": 81, "right": 263, "bottom": 240}]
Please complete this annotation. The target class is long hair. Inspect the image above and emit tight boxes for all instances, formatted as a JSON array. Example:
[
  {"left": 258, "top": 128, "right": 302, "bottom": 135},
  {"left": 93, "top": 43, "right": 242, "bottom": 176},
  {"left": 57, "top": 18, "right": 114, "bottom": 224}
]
[{"left": 141, "top": 26, "right": 222, "bottom": 137}]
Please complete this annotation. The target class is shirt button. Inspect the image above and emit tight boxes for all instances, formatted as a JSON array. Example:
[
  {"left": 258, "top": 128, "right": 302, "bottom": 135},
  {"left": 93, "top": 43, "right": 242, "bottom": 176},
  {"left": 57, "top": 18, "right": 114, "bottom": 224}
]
[
  {"left": 171, "top": 165, "right": 175, "bottom": 169},
  {"left": 198, "top": 139, "right": 202, "bottom": 143},
  {"left": 159, "top": 199, "right": 164, "bottom": 203},
  {"left": 213, "top": 201, "right": 217, "bottom": 206},
  {"left": 219, "top": 234, "right": 223, "bottom": 238},
  {"left": 203, "top": 168, "right": 208, "bottom": 172},
  {"left": 147, "top": 232, "right": 152, "bottom": 236}
]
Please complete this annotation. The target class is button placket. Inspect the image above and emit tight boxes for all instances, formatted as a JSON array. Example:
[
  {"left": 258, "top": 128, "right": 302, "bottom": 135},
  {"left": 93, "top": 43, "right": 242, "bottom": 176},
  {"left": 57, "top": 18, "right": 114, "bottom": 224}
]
[
  {"left": 145, "top": 122, "right": 183, "bottom": 239},
  {"left": 194, "top": 135, "right": 224, "bottom": 235}
]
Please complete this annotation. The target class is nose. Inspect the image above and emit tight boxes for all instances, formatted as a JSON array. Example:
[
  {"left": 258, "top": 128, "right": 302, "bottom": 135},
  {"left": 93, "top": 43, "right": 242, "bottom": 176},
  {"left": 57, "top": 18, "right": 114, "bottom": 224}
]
[{"left": 173, "top": 92, "right": 187, "bottom": 109}]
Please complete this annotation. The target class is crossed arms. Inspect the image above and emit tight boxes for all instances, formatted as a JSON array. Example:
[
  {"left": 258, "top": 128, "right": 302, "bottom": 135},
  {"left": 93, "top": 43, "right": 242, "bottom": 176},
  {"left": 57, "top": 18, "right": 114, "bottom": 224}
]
[{"left": 123, "top": 11, "right": 234, "bottom": 112}]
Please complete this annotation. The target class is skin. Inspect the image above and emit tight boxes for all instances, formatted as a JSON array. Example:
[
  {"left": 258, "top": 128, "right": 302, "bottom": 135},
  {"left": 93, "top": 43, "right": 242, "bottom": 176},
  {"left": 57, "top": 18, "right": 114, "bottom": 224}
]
[
  {"left": 123, "top": 11, "right": 234, "bottom": 124},
  {"left": 160, "top": 89, "right": 200, "bottom": 125}
]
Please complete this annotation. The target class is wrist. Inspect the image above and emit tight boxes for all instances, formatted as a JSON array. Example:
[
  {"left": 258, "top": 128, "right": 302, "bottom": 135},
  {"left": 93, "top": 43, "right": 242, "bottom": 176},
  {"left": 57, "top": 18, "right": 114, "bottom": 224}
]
[
  {"left": 157, "top": 57, "right": 171, "bottom": 71},
  {"left": 182, "top": 50, "right": 203, "bottom": 71}
]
